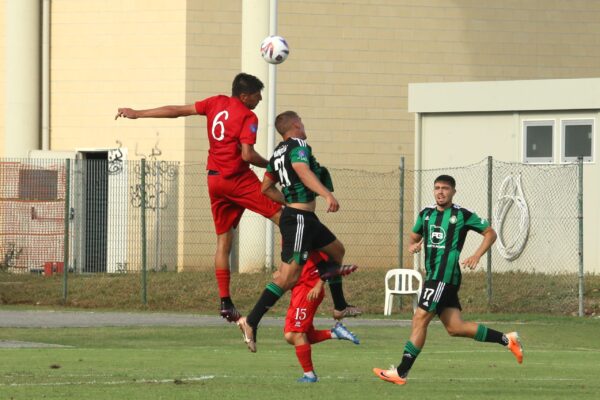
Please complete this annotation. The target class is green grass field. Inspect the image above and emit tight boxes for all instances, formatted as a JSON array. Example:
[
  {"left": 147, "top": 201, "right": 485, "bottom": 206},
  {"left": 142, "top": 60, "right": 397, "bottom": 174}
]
[{"left": 1, "top": 315, "right": 599, "bottom": 399}]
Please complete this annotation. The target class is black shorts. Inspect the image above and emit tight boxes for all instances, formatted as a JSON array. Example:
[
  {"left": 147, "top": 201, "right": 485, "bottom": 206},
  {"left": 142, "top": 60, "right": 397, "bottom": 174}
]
[
  {"left": 418, "top": 280, "right": 462, "bottom": 315},
  {"left": 279, "top": 206, "right": 336, "bottom": 265}
]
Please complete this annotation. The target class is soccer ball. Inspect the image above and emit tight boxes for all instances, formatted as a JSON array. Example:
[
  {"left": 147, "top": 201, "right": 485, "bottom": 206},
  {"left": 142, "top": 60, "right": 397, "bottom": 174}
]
[{"left": 260, "top": 35, "right": 289, "bottom": 64}]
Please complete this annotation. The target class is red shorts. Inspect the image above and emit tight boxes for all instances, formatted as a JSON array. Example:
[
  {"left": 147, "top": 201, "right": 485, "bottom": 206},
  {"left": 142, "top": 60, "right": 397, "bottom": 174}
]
[
  {"left": 207, "top": 169, "right": 281, "bottom": 234},
  {"left": 284, "top": 284, "right": 324, "bottom": 333}
]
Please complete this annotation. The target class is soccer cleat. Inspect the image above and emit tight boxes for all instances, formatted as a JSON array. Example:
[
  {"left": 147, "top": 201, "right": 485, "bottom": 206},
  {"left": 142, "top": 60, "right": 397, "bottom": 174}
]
[
  {"left": 236, "top": 317, "right": 257, "bottom": 353},
  {"left": 333, "top": 305, "right": 362, "bottom": 320},
  {"left": 372, "top": 367, "right": 407, "bottom": 385},
  {"left": 296, "top": 374, "right": 318, "bottom": 383},
  {"left": 338, "top": 264, "right": 358, "bottom": 276},
  {"left": 320, "top": 264, "right": 359, "bottom": 280},
  {"left": 332, "top": 322, "right": 360, "bottom": 344},
  {"left": 220, "top": 300, "right": 241, "bottom": 323},
  {"left": 505, "top": 331, "right": 523, "bottom": 364}
]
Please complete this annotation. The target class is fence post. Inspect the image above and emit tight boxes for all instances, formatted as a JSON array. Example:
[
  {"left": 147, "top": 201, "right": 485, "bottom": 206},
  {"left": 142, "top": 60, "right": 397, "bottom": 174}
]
[
  {"left": 62, "top": 159, "right": 70, "bottom": 303},
  {"left": 578, "top": 156, "right": 584, "bottom": 317},
  {"left": 141, "top": 158, "right": 148, "bottom": 305},
  {"left": 399, "top": 156, "right": 405, "bottom": 268},
  {"left": 486, "top": 156, "right": 493, "bottom": 306}
]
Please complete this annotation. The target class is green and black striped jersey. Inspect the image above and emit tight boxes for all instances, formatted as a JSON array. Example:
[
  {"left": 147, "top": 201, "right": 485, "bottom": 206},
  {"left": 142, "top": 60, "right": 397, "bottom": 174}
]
[
  {"left": 266, "top": 137, "right": 326, "bottom": 203},
  {"left": 412, "top": 204, "right": 490, "bottom": 286}
]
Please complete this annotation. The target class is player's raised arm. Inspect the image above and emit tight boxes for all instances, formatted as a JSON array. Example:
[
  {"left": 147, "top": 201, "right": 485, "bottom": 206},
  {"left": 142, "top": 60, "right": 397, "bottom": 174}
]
[{"left": 115, "top": 104, "right": 197, "bottom": 120}]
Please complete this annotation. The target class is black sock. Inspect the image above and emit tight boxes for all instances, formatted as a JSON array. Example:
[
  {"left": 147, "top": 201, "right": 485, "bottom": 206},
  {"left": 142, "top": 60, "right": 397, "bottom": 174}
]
[
  {"left": 328, "top": 277, "right": 348, "bottom": 310},
  {"left": 474, "top": 324, "right": 507, "bottom": 346},
  {"left": 316, "top": 260, "right": 339, "bottom": 279},
  {"left": 246, "top": 282, "right": 284, "bottom": 328},
  {"left": 220, "top": 296, "right": 233, "bottom": 306},
  {"left": 397, "top": 341, "right": 421, "bottom": 378}
]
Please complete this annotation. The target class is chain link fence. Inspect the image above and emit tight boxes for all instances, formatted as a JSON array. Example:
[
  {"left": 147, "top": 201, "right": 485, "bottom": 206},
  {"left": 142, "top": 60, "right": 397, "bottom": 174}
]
[
  {"left": 404, "top": 158, "right": 583, "bottom": 314},
  {"left": 0, "top": 156, "right": 588, "bottom": 314}
]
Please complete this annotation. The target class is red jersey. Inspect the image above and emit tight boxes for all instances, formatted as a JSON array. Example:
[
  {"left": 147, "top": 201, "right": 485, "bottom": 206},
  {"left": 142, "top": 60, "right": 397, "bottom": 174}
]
[
  {"left": 296, "top": 251, "right": 326, "bottom": 290},
  {"left": 195, "top": 95, "right": 259, "bottom": 178}
]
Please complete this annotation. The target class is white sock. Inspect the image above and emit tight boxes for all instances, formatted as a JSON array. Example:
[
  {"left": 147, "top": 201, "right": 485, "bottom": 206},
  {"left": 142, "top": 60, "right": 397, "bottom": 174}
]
[{"left": 304, "top": 371, "right": 316, "bottom": 378}]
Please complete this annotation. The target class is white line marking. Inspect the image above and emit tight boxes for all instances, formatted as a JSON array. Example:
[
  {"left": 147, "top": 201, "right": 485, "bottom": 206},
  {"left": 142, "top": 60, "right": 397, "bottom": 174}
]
[{"left": 0, "top": 375, "right": 215, "bottom": 387}]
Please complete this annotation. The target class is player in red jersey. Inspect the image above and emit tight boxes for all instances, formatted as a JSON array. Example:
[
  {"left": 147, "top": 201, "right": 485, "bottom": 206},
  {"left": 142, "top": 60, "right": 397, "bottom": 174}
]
[
  {"left": 116, "top": 73, "right": 282, "bottom": 322},
  {"left": 283, "top": 251, "right": 359, "bottom": 383}
]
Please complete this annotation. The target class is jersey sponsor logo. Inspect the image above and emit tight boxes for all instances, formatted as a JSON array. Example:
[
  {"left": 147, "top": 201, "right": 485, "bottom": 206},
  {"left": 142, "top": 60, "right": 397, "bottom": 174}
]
[
  {"left": 250, "top": 124, "right": 258, "bottom": 134},
  {"left": 428, "top": 225, "right": 446, "bottom": 248}
]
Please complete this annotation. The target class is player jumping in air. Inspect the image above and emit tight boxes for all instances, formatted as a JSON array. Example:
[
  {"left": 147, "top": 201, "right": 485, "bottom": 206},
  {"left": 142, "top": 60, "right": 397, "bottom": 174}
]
[
  {"left": 117, "top": 76, "right": 355, "bottom": 324},
  {"left": 238, "top": 110, "right": 360, "bottom": 352}
]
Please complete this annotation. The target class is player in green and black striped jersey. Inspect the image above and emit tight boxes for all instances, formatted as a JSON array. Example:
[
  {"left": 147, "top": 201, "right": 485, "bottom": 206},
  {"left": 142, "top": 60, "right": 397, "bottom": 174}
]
[
  {"left": 237, "top": 111, "right": 359, "bottom": 353},
  {"left": 413, "top": 201, "right": 490, "bottom": 286},
  {"left": 265, "top": 136, "right": 333, "bottom": 204},
  {"left": 373, "top": 175, "right": 524, "bottom": 386}
]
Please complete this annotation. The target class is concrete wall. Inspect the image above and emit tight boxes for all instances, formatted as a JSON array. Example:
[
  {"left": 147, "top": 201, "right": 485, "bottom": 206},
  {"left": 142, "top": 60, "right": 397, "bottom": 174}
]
[{"left": 421, "top": 113, "right": 518, "bottom": 168}]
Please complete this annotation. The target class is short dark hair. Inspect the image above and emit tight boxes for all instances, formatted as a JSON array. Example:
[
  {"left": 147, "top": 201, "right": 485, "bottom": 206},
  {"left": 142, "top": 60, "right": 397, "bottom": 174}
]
[
  {"left": 232, "top": 73, "right": 264, "bottom": 97},
  {"left": 434, "top": 174, "right": 456, "bottom": 188},
  {"left": 275, "top": 111, "right": 299, "bottom": 135}
]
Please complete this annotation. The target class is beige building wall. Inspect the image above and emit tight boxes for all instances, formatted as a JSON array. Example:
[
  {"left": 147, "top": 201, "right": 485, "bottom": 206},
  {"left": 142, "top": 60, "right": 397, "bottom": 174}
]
[
  {"left": 3, "top": 1, "right": 600, "bottom": 270},
  {"left": 52, "top": 0, "right": 188, "bottom": 158},
  {"left": 182, "top": 2, "right": 243, "bottom": 269}
]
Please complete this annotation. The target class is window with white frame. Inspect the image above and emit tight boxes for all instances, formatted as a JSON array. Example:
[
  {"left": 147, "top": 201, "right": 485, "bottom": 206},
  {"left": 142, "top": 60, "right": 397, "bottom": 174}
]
[
  {"left": 562, "top": 119, "right": 594, "bottom": 162},
  {"left": 523, "top": 120, "right": 554, "bottom": 163}
]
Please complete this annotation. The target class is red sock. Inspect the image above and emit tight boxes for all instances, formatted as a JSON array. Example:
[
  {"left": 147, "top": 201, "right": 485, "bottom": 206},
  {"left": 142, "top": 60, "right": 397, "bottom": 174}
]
[
  {"left": 215, "top": 269, "right": 230, "bottom": 299},
  {"left": 295, "top": 344, "right": 313, "bottom": 373},
  {"left": 307, "top": 328, "right": 332, "bottom": 344}
]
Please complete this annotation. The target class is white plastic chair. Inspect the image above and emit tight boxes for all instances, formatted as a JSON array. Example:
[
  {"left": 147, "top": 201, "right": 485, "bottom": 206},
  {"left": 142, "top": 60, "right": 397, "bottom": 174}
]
[{"left": 384, "top": 269, "right": 423, "bottom": 315}]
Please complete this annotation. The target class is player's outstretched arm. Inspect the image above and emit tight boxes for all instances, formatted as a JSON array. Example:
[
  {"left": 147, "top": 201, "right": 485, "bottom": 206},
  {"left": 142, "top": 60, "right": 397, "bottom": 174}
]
[
  {"left": 292, "top": 162, "right": 339, "bottom": 212},
  {"left": 115, "top": 104, "right": 197, "bottom": 120}
]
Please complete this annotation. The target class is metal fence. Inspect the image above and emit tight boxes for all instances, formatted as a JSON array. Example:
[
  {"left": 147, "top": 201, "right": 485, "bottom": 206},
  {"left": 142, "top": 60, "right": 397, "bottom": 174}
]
[
  {"left": 404, "top": 157, "right": 584, "bottom": 315},
  {"left": 0, "top": 156, "right": 587, "bottom": 314}
]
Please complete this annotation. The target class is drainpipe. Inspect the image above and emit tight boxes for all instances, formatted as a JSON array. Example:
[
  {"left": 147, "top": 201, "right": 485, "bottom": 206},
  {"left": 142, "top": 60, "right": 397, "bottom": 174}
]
[
  {"left": 5, "top": 0, "right": 41, "bottom": 157},
  {"left": 42, "top": 0, "right": 51, "bottom": 151}
]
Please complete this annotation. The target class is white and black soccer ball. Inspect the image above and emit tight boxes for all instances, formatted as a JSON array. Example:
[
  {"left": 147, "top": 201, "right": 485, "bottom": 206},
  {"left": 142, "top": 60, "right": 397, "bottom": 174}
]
[{"left": 260, "top": 35, "right": 289, "bottom": 64}]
